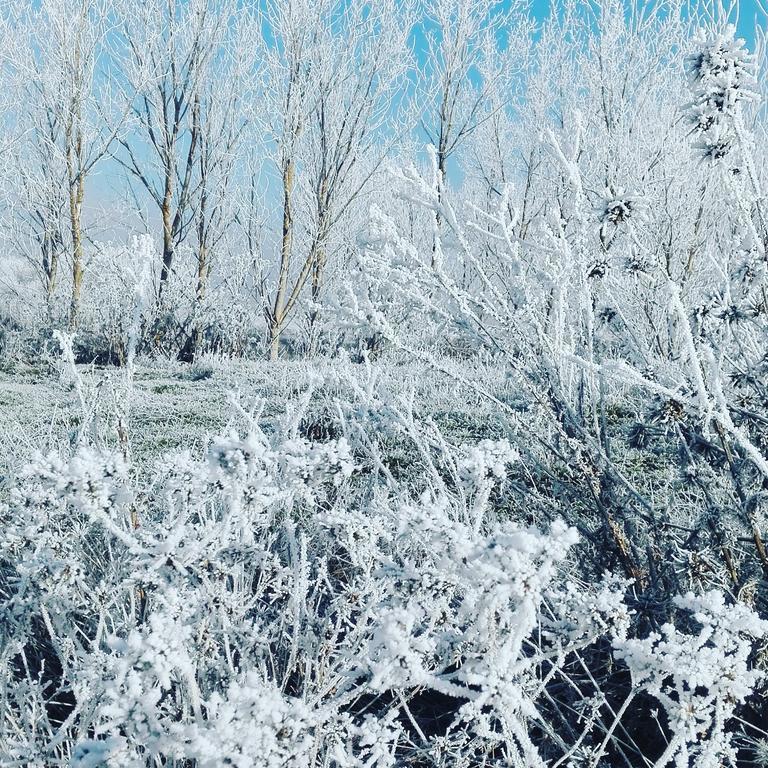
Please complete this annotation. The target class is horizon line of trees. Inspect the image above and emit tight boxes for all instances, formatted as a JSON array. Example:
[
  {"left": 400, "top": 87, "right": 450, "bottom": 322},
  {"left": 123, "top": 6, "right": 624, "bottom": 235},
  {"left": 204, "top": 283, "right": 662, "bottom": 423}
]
[{"left": 0, "top": 0, "right": 765, "bottom": 362}]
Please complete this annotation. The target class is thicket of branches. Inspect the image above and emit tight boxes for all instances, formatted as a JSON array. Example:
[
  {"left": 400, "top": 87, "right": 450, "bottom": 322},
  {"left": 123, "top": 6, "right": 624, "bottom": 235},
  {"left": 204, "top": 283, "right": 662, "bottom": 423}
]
[
  {"left": 2, "top": 0, "right": 768, "bottom": 765},
  {"left": 0, "top": 0, "right": 759, "bottom": 366},
  {"left": 1, "top": 347, "right": 768, "bottom": 766}
]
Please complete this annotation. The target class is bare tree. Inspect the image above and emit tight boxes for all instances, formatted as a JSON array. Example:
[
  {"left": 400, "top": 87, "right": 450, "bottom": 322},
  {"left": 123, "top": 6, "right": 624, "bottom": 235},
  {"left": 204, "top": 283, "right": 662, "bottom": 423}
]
[
  {"left": 12, "top": 139, "right": 67, "bottom": 315},
  {"left": 262, "top": 0, "right": 411, "bottom": 360},
  {"left": 1, "top": 12, "right": 68, "bottom": 317},
  {"left": 189, "top": 14, "right": 255, "bottom": 357},
  {"left": 7, "top": 0, "right": 127, "bottom": 327},
  {"left": 114, "top": 0, "right": 230, "bottom": 305},
  {"left": 419, "top": 0, "right": 522, "bottom": 265},
  {"left": 259, "top": 0, "right": 314, "bottom": 361}
]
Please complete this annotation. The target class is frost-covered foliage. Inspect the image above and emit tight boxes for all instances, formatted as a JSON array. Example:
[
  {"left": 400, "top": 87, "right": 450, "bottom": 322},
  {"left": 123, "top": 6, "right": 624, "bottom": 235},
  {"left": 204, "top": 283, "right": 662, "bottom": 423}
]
[
  {"left": 0, "top": 378, "right": 766, "bottom": 766},
  {"left": 685, "top": 26, "right": 759, "bottom": 162},
  {"left": 345, "top": 7, "right": 768, "bottom": 619},
  {"left": 2, "top": 2, "right": 768, "bottom": 766},
  {"left": 615, "top": 591, "right": 767, "bottom": 767}
]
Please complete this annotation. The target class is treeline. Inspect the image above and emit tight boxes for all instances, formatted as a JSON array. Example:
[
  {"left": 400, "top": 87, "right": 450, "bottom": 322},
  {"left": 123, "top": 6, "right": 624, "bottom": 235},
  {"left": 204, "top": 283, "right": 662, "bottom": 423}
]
[{"left": 0, "top": 0, "right": 766, "bottom": 365}]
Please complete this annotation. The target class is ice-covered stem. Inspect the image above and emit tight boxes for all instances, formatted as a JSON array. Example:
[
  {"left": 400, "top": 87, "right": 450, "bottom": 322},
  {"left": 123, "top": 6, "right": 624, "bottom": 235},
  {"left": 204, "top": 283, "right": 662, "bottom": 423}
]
[
  {"left": 703, "top": 346, "right": 768, "bottom": 482},
  {"left": 54, "top": 330, "right": 87, "bottom": 416},
  {"left": 125, "top": 234, "right": 154, "bottom": 375},
  {"left": 667, "top": 281, "right": 713, "bottom": 428},
  {"left": 542, "top": 118, "right": 601, "bottom": 432},
  {"left": 542, "top": 116, "right": 585, "bottom": 207},
  {"left": 116, "top": 235, "right": 154, "bottom": 470},
  {"left": 588, "top": 689, "right": 636, "bottom": 768},
  {"left": 53, "top": 329, "right": 103, "bottom": 448}
]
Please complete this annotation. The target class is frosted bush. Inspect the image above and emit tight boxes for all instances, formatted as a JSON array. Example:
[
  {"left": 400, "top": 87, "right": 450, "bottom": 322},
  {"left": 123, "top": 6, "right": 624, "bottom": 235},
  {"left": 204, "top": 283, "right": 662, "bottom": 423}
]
[
  {"left": 614, "top": 591, "right": 768, "bottom": 767},
  {"left": 367, "top": 605, "right": 438, "bottom": 691},
  {"left": 686, "top": 26, "right": 758, "bottom": 162},
  {"left": 1, "top": 387, "right": 766, "bottom": 766},
  {"left": 546, "top": 574, "right": 633, "bottom": 645},
  {"left": 176, "top": 673, "right": 317, "bottom": 767},
  {"left": 686, "top": 26, "right": 758, "bottom": 115},
  {"left": 597, "top": 187, "right": 648, "bottom": 244},
  {"left": 458, "top": 438, "right": 518, "bottom": 486},
  {"left": 71, "top": 737, "right": 130, "bottom": 768},
  {"left": 278, "top": 436, "right": 355, "bottom": 496}
]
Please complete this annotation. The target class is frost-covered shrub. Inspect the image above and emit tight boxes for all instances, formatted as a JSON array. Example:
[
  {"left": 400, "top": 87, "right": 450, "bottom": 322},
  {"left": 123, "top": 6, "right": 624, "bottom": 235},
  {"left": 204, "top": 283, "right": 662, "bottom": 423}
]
[
  {"left": 615, "top": 591, "right": 768, "bottom": 767},
  {"left": 175, "top": 675, "right": 318, "bottom": 767},
  {"left": 2, "top": 384, "right": 764, "bottom": 766},
  {"left": 337, "top": 19, "right": 768, "bottom": 741},
  {"left": 685, "top": 26, "right": 758, "bottom": 162}
]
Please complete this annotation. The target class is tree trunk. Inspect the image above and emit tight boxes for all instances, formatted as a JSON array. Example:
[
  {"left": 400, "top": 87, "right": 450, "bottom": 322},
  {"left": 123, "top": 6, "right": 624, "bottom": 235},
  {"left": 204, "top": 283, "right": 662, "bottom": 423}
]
[
  {"left": 193, "top": 242, "right": 208, "bottom": 358},
  {"left": 269, "top": 156, "right": 296, "bottom": 361},
  {"left": 69, "top": 220, "right": 83, "bottom": 329},
  {"left": 43, "top": 231, "right": 59, "bottom": 320},
  {"left": 307, "top": 237, "right": 327, "bottom": 357},
  {"left": 269, "top": 328, "right": 281, "bottom": 361},
  {"left": 159, "top": 188, "right": 174, "bottom": 299},
  {"left": 67, "top": 146, "right": 85, "bottom": 329},
  {"left": 431, "top": 145, "right": 447, "bottom": 268},
  {"left": 307, "top": 175, "right": 330, "bottom": 356}
]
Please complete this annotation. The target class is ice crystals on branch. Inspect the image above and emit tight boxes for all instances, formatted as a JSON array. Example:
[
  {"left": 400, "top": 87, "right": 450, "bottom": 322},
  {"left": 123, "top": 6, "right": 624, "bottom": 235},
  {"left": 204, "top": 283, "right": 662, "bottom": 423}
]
[
  {"left": 71, "top": 737, "right": 129, "bottom": 768},
  {"left": 597, "top": 187, "right": 648, "bottom": 244},
  {"left": 685, "top": 26, "right": 758, "bottom": 162},
  {"left": 685, "top": 27, "right": 758, "bottom": 114},
  {"left": 457, "top": 438, "right": 518, "bottom": 489},
  {"left": 614, "top": 590, "right": 768, "bottom": 767},
  {"left": 176, "top": 673, "right": 317, "bottom": 768},
  {"left": 207, "top": 430, "right": 355, "bottom": 504}
]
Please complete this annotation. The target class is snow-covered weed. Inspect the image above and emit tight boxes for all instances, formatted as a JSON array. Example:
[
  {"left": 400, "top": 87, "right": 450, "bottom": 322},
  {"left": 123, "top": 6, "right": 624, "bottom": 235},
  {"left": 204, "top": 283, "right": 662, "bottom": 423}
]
[{"left": 1, "top": 384, "right": 764, "bottom": 766}]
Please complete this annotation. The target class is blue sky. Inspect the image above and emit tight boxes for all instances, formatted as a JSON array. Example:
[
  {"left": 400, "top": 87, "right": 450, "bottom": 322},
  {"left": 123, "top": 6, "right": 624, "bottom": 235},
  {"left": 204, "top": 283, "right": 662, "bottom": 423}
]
[
  {"left": 523, "top": 0, "right": 764, "bottom": 46},
  {"left": 90, "top": 0, "right": 766, "bottom": 242}
]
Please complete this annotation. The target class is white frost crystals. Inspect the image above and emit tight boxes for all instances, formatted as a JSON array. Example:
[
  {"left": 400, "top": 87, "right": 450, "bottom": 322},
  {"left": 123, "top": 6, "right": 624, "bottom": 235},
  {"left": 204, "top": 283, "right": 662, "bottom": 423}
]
[
  {"left": 0, "top": 396, "right": 766, "bottom": 766},
  {"left": 614, "top": 591, "right": 768, "bottom": 767},
  {"left": 685, "top": 25, "right": 759, "bottom": 162},
  {"left": 177, "top": 674, "right": 317, "bottom": 768}
]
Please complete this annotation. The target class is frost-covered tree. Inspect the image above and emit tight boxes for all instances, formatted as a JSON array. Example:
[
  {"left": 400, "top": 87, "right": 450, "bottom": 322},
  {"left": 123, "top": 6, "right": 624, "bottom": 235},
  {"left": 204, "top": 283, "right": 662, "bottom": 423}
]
[
  {"left": 261, "top": 0, "right": 412, "bottom": 360},
  {"left": 114, "top": 0, "right": 234, "bottom": 302},
  {"left": 3, "top": 0, "right": 126, "bottom": 327}
]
